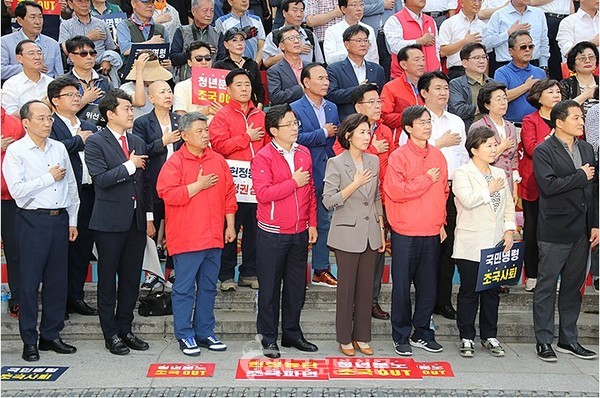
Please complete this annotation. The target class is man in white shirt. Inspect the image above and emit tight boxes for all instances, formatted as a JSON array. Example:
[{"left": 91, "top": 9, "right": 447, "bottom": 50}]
[
  {"left": 557, "top": 0, "right": 599, "bottom": 59},
  {"left": 423, "top": 0, "right": 458, "bottom": 28},
  {"left": 3, "top": 100, "right": 80, "bottom": 362},
  {"left": 418, "top": 71, "right": 469, "bottom": 322},
  {"left": 323, "top": 0, "right": 379, "bottom": 64},
  {"left": 1, "top": 40, "right": 54, "bottom": 117}
]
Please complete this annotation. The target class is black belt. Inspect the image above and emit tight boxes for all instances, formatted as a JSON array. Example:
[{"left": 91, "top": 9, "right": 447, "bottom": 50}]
[
  {"left": 424, "top": 11, "right": 447, "bottom": 18},
  {"left": 545, "top": 13, "right": 568, "bottom": 19},
  {"left": 21, "top": 208, "right": 66, "bottom": 216}
]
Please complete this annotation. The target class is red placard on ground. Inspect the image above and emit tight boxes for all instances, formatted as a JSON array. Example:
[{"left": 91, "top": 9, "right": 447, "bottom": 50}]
[
  {"left": 191, "top": 68, "right": 230, "bottom": 106},
  {"left": 11, "top": 0, "right": 61, "bottom": 15},
  {"left": 236, "top": 358, "right": 329, "bottom": 380},
  {"left": 146, "top": 363, "right": 215, "bottom": 378},
  {"left": 327, "top": 357, "right": 423, "bottom": 380},
  {"left": 416, "top": 361, "right": 455, "bottom": 377}
]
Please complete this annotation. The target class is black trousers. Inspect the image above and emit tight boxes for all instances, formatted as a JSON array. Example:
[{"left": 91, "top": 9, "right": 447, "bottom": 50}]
[
  {"left": 545, "top": 14, "right": 567, "bottom": 81},
  {"left": 437, "top": 189, "right": 457, "bottom": 309},
  {"left": 377, "top": 31, "right": 391, "bottom": 82},
  {"left": 256, "top": 228, "right": 308, "bottom": 344},
  {"left": 16, "top": 209, "right": 68, "bottom": 345},
  {"left": 219, "top": 202, "right": 258, "bottom": 282},
  {"left": 94, "top": 215, "right": 146, "bottom": 340},
  {"left": 1, "top": 199, "right": 19, "bottom": 306},
  {"left": 67, "top": 187, "right": 95, "bottom": 303},
  {"left": 456, "top": 259, "right": 500, "bottom": 340},
  {"left": 522, "top": 198, "right": 540, "bottom": 279}
]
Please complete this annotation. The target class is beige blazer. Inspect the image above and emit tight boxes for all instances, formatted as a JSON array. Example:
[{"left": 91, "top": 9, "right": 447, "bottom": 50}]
[
  {"left": 452, "top": 160, "right": 517, "bottom": 262},
  {"left": 322, "top": 150, "right": 384, "bottom": 253}
]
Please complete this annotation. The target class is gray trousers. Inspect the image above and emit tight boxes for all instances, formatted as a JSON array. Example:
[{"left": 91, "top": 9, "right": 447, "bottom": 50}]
[{"left": 533, "top": 235, "right": 589, "bottom": 344}]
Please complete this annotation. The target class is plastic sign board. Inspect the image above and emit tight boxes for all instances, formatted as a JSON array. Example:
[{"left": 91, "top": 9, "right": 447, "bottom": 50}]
[
  {"left": 416, "top": 361, "right": 455, "bottom": 377},
  {"left": 146, "top": 363, "right": 215, "bottom": 378},
  {"left": 236, "top": 358, "right": 329, "bottom": 380},
  {"left": 1, "top": 366, "right": 68, "bottom": 381},
  {"left": 327, "top": 357, "right": 422, "bottom": 380}
]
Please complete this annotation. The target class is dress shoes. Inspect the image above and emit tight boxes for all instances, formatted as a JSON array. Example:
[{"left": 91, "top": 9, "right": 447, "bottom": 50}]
[
  {"left": 105, "top": 335, "right": 130, "bottom": 355},
  {"left": 281, "top": 337, "right": 318, "bottom": 352},
  {"left": 372, "top": 303, "right": 390, "bottom": 320},
  {"left": 433, "top": 305, "right": 457, "bottom": 320},
  {"left": 339, "top": 343, "right": 355, "bottom": 356},
  {"left": 39, "top": 337, "right": 77, "bottom": 354},
  {"left": 22, "top": 344, "right": 40, "bottom": 362},
  {"left": 119, "top": 332, "right": 149, "bottom": 351},
  {"left": 556, "top": 342, "right": 598, "bottom": 359},
  {"left": 536, "top": 343, "right": 558, "bottom": 362},
  {"left": 352, "top": 341, "right": 374, "bottom": 355},
  {"left": 262, "top": 341, "right": 281, "bottom": 359},
  {"left": 67, "top": 300, "right": 98, "bottom": 316}
]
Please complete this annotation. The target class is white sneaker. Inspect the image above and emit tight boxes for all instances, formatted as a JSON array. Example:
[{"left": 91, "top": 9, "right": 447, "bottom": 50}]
[
  {"left": 141, "top": 274, "right": 160, "bottom": 291},
  {"left": 525, "top": 278, "right": 537, "bottom": 292},
  {"left": 460, "top": 339, "right": 475, "bottom": 357},
  {"left": 481, "top": 337, "right": 505, "bottom": 357}
]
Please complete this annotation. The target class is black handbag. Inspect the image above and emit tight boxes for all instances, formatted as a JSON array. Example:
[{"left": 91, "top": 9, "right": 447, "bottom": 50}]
[{"left": 138, "top": 283, "right": 172, "bottom": 316}]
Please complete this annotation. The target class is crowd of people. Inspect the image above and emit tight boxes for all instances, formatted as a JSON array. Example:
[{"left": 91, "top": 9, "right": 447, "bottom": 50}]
[{"left": 0, "top": 0, "right": 598, "bottom": 365}]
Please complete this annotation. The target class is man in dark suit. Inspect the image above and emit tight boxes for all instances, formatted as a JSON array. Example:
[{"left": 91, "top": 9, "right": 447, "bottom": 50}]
[
  {"left": 533, "top": 100, "right": 599, "bottom": 362},
  {"left": 326, "top": 24, "right": 386, "bottom": 121},
  {"left": 266, "top": 26, "right": 306, "bottom": 105},
  {"left": 84, "top": 89, "right": 156, "bottom": 356},
  {"left": 48, "top": 76, "right": 98, "bottom": 318}
]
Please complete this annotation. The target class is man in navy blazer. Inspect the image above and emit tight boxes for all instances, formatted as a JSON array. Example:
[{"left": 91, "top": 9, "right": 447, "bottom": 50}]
[
  {"left": 48, "top": 76, "right": 98, "bottom": 319},
  {"left": 84, "top": 89, "right": 155, "bottom": 356},
  {"left": 291, "top": 63, "right": 340, "bottom": 287},
  {"left": 267, "top": 26, "right": 306, "bottom": 106},
  {"left": 326, "top": 24, "right": 386, "bottom": 122}
]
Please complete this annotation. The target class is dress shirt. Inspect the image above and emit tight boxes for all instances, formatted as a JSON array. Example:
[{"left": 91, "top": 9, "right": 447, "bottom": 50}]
[
  {"left": 307, "top": 96, "right": 328, "bottom": 135},
  {"left": 173, "top": 78, "right": 205, "bottom": 114},
  {"left": 161, "top": 123, "right": 175, "bottom": 160},
  {"left": 0, "top": 29, "right": 64, "bottom": 80},
  {"left": 348, "top": 57, "right": 367, "bottom": 83},
  {"left": 262, "top": 26, "right": 324, "bottom": 64},
  {"left": 305, "top": 0, "right": 343, "bottom": 42},
  {"left": 438, "top": 11, "right": 486, "bottom": 68},
  {"left": 59, "top": 14, "right": 117, "bottom": 62},
  {"left": 284, "top": 55, "right": 303, "bottom": 83},
  {"left": 384, "top": 7, "right": 440, "bottom": 59},
  {"left": 323, "top": 20, "right": 379, "bottom": 64},
  {"left": 480, "top": 0, "right": 509, "bottom": 23},
  {"left": 1, "top": 72, "right": 54, "bottom": 115},
  {"left": 55, "top": 113, "right": 93, "bottom": 185},
  {"left": 427, "top": 108, "right": 469, "bottom": 180},
  {"left": 116, "top": 14, "right": 171, "bottom": 55},
  {"left": 423, "top": 0, "right": 457, "bottom": 12},
  {"left": 3, "top": 133, "right": 80, "bottom": 226},
  {"left": 557, "top": 137, "right": 583, "bottom": 168},
  {"left": 557, "top": 9, "right": 600, "bottom": 59},
  {"left": 482, "top": 3, "right": 549, "bottom": 66},
  {"left": 214, "top": 12, "right": 266, "bottom": 60},
  {"left": 533, "top": 0, "right": 570, "bottom": 14},
  {"left": 271, "top": 140, "right": 298, "bottom": 174}
]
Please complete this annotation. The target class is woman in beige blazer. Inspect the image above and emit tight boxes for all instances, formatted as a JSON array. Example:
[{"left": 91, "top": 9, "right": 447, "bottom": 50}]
[
  {"left": 452, "top": 126, "right": 516, "bottom": 359},
  {"left": 323, "top": 114, "right": 386, "bottom": 357}
]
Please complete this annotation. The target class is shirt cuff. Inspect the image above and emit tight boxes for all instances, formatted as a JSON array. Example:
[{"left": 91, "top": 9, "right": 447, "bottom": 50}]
[
  {"left": 146, "top": 212, "right": 154, "bottom": 222},
  {"left": 123, "top": 160, "right": 136, "bottom": 175}
]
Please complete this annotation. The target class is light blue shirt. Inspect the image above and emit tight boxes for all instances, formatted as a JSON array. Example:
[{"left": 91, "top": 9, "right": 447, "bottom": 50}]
[
  {"left": 307, "top": 96, "right": 327, "bottom": 135},
  {"left": 116, "top": 14, "right": 170, "bottom": 55},
  {"left": 1, "top": 30, "right": 64, "bottom": 80},
  {"left": 482, "top": 2, "right": 549, "bottom": 66}
]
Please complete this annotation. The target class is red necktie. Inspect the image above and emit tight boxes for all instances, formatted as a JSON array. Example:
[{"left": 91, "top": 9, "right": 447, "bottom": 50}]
[{"left": 119, "top": 135, "right": 129, "bottom": 160}]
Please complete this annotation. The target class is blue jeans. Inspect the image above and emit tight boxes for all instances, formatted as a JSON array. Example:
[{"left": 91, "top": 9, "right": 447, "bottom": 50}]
[
  {"left": 312, "top": 186, "right": 332, "bottom": 271},
  {"left": 172, "top": 248, "right": 221, "bottom": 340}
]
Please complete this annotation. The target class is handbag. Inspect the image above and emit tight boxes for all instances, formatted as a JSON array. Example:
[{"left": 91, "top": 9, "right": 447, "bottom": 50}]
[{"left": 138, "top": 283, "right": 172, "bottom": 316}]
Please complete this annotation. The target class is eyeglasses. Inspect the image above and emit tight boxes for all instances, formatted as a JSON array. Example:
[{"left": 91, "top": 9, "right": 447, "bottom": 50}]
[
  {"left": 282, "top": 35, "right": 302, "bottom": 43},
  {"left": 348, "top": 38, "right": 370, "bottom": 44},
  {"left": 469, "top": 55, "right": 489, "bottom": 61},
  {"left": 517, "top": 44, "right": 535, "bottom": 51},
  {"left": 71, "top": 50, "right": 98, "bottom": 58},
  {"left": 22, "top": 50, "right": 43, "bottom": 57},
  {"left": 277, "top": 120, "right": 300, "bottom": 128},
  {"left": 346, "top": 2, "right": 364, "bottom": 7},
  {"left": 414, "top": 119, "right": 431, "bottom": 126},
  {"left": 194, "top": 55, "right": 212, "bottom": 62},
  {"left": 576, "top": 55, "right": 597, "bottom": 62},
  {"left": 58, "top": 92, "right": 83, "bottom": 99},
  {"left": 358, "top": 99, "right": 382, "bottom": 106},
  {"left": 32, "top": 116, "right": 54, "bottom": 123}
]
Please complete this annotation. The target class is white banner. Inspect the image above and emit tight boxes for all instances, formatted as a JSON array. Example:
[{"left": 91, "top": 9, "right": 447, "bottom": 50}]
[{"left": 226, "top": 159, "right": 257, "bottom": 203}]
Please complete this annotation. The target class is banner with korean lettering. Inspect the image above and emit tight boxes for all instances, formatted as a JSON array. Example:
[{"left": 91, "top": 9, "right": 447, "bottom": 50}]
[
  {"left": 11, "top": 0, "right": 61, "bottom": 15},
  {"left": 236, "top": 358, "right": 329, "bottom": 380},
  {"left": 226, "top": 159, "right": 257, "bottom": 203},
  {"left": 327, "top": 357, "right": 422, "bottom": 380},
  {"left": 416, "top": 362, "right": 455, "bottom": 377},
  {"left": 191, "top": 68, "right": 230, "bottom": 106},
  {"left": 121, "top": 43, "right": 170, "bottom": 81},
  {"left": 476, "top": 241, "right": 525, "bottom": 292},
  {"left": 146, "top": 363, "right": 215, "bottom": 378},
  {"left": 2, "top": 366, "right": 68, "bottom": 381},
  {"left": 98, "top": 12, "right": 127, "bottom": 44}
]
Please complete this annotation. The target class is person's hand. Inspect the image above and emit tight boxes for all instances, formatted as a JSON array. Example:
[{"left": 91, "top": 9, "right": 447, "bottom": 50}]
[
  {"left": 508, "top": 20, "right": 531, "bottom": 35},
  {"left": 1, "top": 137, "right": 15, "bottom": 151},
  {"left": 146, "top": 221, "right": 156, "bottom": 238},
  {"left": 580, "top": 163, "right": 595, "bottom": 180},
  {"left": 82, "top": 86, "right": 104, "bottom": 103},
  {"left": 208, "top": 101, "right": 223, "bottom": 115},
  {"left": 148, "top": 35, "right": 165, "bottom": 44},
  {"left": 246, "top": 123, "right": 264, "bottom": 141},
  {"left": 154, "top": 12, "right": 173, "bottom": 24},
  {"left": 435, "top": 130, "right": 461, "bottom": 148},
  {"left": 463, "top": 29, "right": 482, "bottom": 44},
  {"left": 353, "top": 168, "right": 372, "bottom": 187},
  {"left": 378, "top": 227, "right": 386, "bottom": 253},
  {"left": 87, "top": 28, "right": 106, "bottom": 41},
  {"left": 77, "top": 128, "right": 94, "bottom": 143},
  {"left": 591, "top": 34, "right": 599, "bottom": 47},
  {"left": 440, "top": 226, "right": 447, "bottom": 243},
  {"left": 308, "top": 226, "right": 318, "bottom": 244},
  {"left": 524, "top": 75, "right": 540, "bottom": 89},
  {"left": 426, "top": 167, "right": 441, "bottom": 182},
  {"left": 292, "top": 166, "right": 310, "bottom": 187},
  {"left": 225, "top": 224, "right": 237, "bottom": 242},
  {"left": 384, "top": 0, "right": 395, "bottom": 10},
  {"left": 502, "top": 230, "right": 514, "bottom": 252},
  {"left": 498, "top": 136, "right": 511, "bottom": 153},
  {"left": 99, "top": 60, "right": 112, "bottom": 75},
  {"left": 581, "top": 84, "right": 598, "bottom": 101},
  {"left": 49, "top": 164, "right": 67, "bottom": 181},
  {"left": 197, "top": 166, "right": 219, "bottom": 189},
  {"left": 162, "top": 129, "right": 181, "bottom": 145},
  {"left": 40, "top": 64, "right": 49, "bottom": 74},
  {"left": 488, "top": 176, "right": 504, "bottom": 193},
  {"left": 301, "top": 44, "right": 312, "bottom": 54},
  {"left": 417, "top": 32, "right": 435, "bottom": 46},
  {"left": 590, "top": 227, "right": 599, "bottom": 249},
  {"left": 324, "top": 122, "right": 337, "bottom": 138},
  {"left": 242, "top": 25, "right": 259, "bottom": 39},
  {"left": 69, "top": 226, "right": 78, "bottom": 242},
  {"left": 513, "top": 182, "right": 519, "bottom": 205},
  {"left": 135, "top": 52, "right": 151, "bottom": 74},
  {"left": 160, "top": 59, "right": 172, "bottom": 69},
  {"left": 130, "top": 150, "right": 148, "bottom": 169},
  {"left": 333, "top": 6, "right": 343, "bottom": 17},
  {"left": 371, "top": 135, "right": 389, "bottom": 154}
]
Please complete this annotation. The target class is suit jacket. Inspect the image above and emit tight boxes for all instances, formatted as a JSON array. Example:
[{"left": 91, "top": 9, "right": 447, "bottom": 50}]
[
  {"left": 452, "top": 161, "right": 516, "bottom": 262},
  {"left": 322, "top": 150, "right": 383, "bottom": 253},
  {"left": 448, "top": 74, "right": 493, "bottom": 131},
  {"left": 267, "top": 58, "right": 305, "bottom": 105},
  {"left": 326, "top": 58, "right": 386, "bottom": 121},
  {"left": 132, "top": 110, "right": 182, "bottom": 205},
  {"left": 533, "top": 135, "right": 598, "bottom": 244},
  {"left": 49, "top": 114, "right": 97, "bottom": 188},
  {"left": 85, "top": 127, "right": 153, "bottom": 233},
  {"left": 290, "top": 95, "right": 339, "bottom": 189}
]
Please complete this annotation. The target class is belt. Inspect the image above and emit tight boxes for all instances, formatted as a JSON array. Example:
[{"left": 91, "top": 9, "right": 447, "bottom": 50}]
[
  {"left": 21, "top": 208, "right": 66, "bottom": 216},
  {"left": 424, "top": 11, "right": 447, "bottom": 18},
  {"left": 545, "top": 13, "right": 568, "bottom": 18}
]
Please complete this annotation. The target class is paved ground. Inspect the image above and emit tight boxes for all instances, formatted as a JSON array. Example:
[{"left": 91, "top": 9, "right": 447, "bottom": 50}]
[{"left": 1, "top": 338, "right": 598, "bottom": 396}]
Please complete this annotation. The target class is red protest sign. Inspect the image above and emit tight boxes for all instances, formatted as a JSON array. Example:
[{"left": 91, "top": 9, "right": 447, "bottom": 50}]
[
  {"left": 236, "top": 358, "right": 329, "bottom": 380},
  {"left": 416, "top": 361, "right": 455, "bottom": 377},
  {"left": 10, "top": 0, "right": 62, "bottom": 15},
  {"left": 191, "top": 68, "right": 230, "bottom": 106},
  {"left": 146, "top": 363, "right": 215, "bottom": 378},
  {"left": 327, "top": 357, "right": 423, "bottom": 380}
]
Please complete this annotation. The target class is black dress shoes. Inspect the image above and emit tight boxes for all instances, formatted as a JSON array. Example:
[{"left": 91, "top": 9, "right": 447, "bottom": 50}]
[
  {"left": 262, "top": 341, "right": 281, "bottom": 359},
  {"left": 536, "top": 343, "right": 558, "bottom": 362},
  {"left": 556, "top": 342, "right": 598, "bottom": 359},
  {"left": 39, "top": 337, "right": 77, "bottom": 354},
  {"left": 67, "top": 300, "right": 98, "bottom": 316},
  {"left": 22, "top": 344, "right": 39, "bottom": 362},
  {"left": 281, "top": 337, "right": 318, "bottom": 352},
  {"left": 119, "top": 332, "right": 149, "bottom": 351},
  {"left": 372, "top": 303, "right": 390, "bottom": 320},
  {"left": 105, "top": 335, "right": 130, "bottom": 355},
  {"left": 433, "top": 305, "right": 457, "bottom": 320}
]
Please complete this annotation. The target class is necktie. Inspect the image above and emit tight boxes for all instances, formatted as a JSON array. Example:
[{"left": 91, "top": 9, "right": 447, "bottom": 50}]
[{"left": 119, "top": 135, "right": 129, "bottom": 160}]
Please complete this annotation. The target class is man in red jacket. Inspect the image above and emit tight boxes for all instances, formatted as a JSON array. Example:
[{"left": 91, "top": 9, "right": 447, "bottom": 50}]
[
  {"left": 251, "top": 104, "right": 318, "bottom": 359},
  {"left": 157, "top": 112, "right": 238, "bottom": 356}
]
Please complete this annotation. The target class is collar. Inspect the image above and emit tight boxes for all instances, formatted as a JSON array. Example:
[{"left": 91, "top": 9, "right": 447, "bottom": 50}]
[
  {"left": 131, "top": 13, "right": 154, "bottom": 28},
  {"left": 23, "top": 131, "right": 51, "bottom": 150},
  {"left": 577, "top": 7, "right": 598, "bottom": 19},
  {"left": 21, "top": 71, "right": 44, "bottom": 84},
  {"left": 272, "top": 139, "right": 298, "bottom": 155},
  {"left": 55, "top": 112, "right": 81, "bottom": 130},
  {"left": 507, "top": 2, "right": 530, "bottom": 15},
  {"left": 459, "top": 10, "right": 479, "bottom": 23},
  {"left": 306, "top": 95, "right": 325, "bottom": 110},
  {"left": 228, "top": 99, "right": 256, "bottom": 115},
  {"left": 181, "top": 142, "right": 212, "bottom": 160},
  {"left": 405, "top": 7, "right": 422, "bottom": 21},
  {"left": 508, "top": 61, "right": 532, "bottom": 71},
  {"left": 107, "top": 126, "right": 126, "bottom": 140},
  {"left": 18, "top": 29, "right": 40, "bottom": 42},
  {"left": 371, "top": 122, "right": 377, "bottom": 135},
  {"left": 556, "top": 135, "right": 580, "bottom": 148},
  {"left": 406, "top": 137, "right": 429, "bottom": 154},
  {"left": 75, "top": 13, "right": 93, "bottom": 25},
  {"left": 466, "top": 73, "right": 489, "bottom": 85},
  {"left": 426, "top": 106, "right": 447, "bottom": 121},
  {"left": 348, "top": 57, "right": 365, "bottom": 70},
  {"left": 72, "top": 68, "right": 100, "bottom": 82},
  {"left": 193, "top": 23, "right": 209, "bottom": 32},
  {"left": 284, "top": 55, "right": 302, "bottom": 69}
]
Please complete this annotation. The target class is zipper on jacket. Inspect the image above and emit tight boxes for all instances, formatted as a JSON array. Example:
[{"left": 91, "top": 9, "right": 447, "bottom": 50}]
[
  {"left": 270, "top": 201, "right": 275, "bottom": 220},
  {"left": 294, "top": 190, "right": 300, "bottom": 233}
]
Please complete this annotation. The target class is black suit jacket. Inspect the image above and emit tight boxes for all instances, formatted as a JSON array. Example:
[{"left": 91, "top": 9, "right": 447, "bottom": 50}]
[
  {"left": 267, "top": 58, "right": 305, "bottom": 105},
  {"left": 49, "top": 114, "right": 97, "bottom": 188},
  {"left": 132, "top": 110, "right": 182, "bottom": 205},
  {"left": 84, "top": 127, "right": 153, "bottom": 233},
  {"left": 533, "top": 135, "right": 598, "bottom": 244}
]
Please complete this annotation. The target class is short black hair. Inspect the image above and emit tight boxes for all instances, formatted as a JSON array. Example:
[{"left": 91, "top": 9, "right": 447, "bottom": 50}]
[
  {"left": 274, "top": 25, "right": 298, "bottom": 47},
  {"left": 401, "top": 105, "right": 430, "bottom": 137},
  {"left": 47, "top": 76, "right": 82, "bottom": 109},
  {"left": 186, "top": 41, "right": 212, "bottom": 60},
  {"left": 65, "top": 35, "right": 96, "bottom": 54},
  {"left": 300, "top": 62, "right": 325, "bottom": 88},
  {"left": 417, "top": 71, "right": 449, "bottom": 101},
  {"left": 550, "top": 100, "right": 581, "bottom": 129},
  {"left": 99, "top": 89, "right": 132, "bottom": 121},
  {"left": 338, "top": 0, "right": 348, "bottom": 8},
  {"left": 477, "top": 82, "right": 507, "bottom": 115},
  {"left": 397, "top": 44, "right": 423, "bottom": 63},
  {"left": 465, "top": 126, "right": 495, "bottom": 158},
  {"left": 15, "top": 1, "right": 42, "bottom": 19},
  {"left": 265, "top": 104, "right": 295, "bottom": 137},
  {"left": 19, "top": 100, "right": 46, "bottom": 120},
  {"left": 351, "top": 83, "right": 379, "bottom": 105},
  {"left": 460, "top": 42, "right": 487, "bottom": 61},
  {"left": 508, "top": 30, "right": 531, "bottom": 49},
  {"left": 15, "top": 39, "right": 38, "bottom": 56},
  {"left": 342, "top": 24, "right": 369, "bottom": 42},
  {"left": 281, "top": 0, "right": 304, "bottom": 12},
  {"left": 337, "top": 113, "right": 369, "bottom": 150},
  {"left": 566, "top": 41, "right": 599, "bottom": 72},
  {"left": 225, "top": 68, "right": 250, "bottom": 86},
  {"left": 526, "top": 78, "right": 560, "bottom": 109}
]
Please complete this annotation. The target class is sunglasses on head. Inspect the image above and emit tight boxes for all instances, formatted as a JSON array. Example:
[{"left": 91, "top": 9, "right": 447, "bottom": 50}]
[
  {"left": 71, "top": 50, "right": 98, "bottom": 57},
  {"left": 518, "top": 44, "right": 535, "bottom": 51},
  {"left": 194, "top": 55, "right": 212, "bottom": 62}
]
